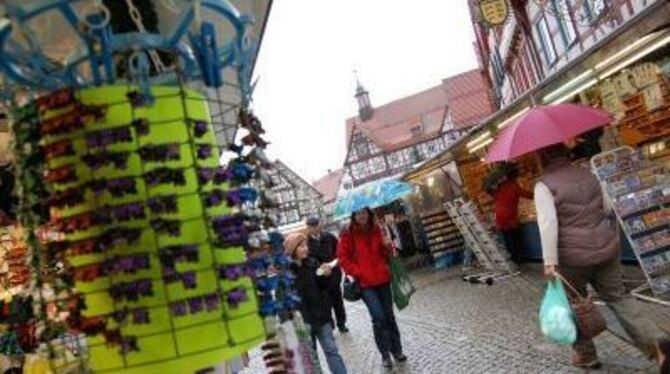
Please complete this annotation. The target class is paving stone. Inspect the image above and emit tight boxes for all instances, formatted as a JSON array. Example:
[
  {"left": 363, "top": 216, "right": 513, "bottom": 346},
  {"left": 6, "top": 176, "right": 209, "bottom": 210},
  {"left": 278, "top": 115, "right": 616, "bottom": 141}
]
[{"left": 241, "top": 264, "right": 664, "bottom": 373}]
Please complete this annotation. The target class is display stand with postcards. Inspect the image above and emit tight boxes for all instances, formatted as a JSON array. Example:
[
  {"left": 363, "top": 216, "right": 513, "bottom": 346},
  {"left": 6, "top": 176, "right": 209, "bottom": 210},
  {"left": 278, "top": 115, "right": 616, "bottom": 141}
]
[
  {"left": 445, "top": 199, "right": 517, "bottom": 285},
  {"left": 419, "top": 209, "right": 464, "bottom": 267},
  {"left": 591, "top": 147, "right": 670, "bottom": 306}
]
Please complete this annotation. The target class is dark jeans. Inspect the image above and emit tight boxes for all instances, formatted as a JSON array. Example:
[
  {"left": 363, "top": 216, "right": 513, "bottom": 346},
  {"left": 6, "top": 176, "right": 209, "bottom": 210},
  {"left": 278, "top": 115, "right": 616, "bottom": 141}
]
[
  {"left": 310, "top": 324, "right": 348, "bottom": 374},
  {"left": 361, "top": 283, "right": 403, "bottom": 359},
  {"left": 329, "top": 270, "right": 347, "bottom": 328},
  {"left": 501, "top": 227, "right": 522, "bottom": 263}
]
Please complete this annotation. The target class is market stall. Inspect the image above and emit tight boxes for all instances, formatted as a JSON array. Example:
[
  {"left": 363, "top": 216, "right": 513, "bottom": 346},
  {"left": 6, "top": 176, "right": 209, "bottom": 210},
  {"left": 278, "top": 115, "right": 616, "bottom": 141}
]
[
  {"left": 449, "top": 33, "right": 669, "bottom": 302},
  {"left": 400, "top": 11, "right": 670, "bottom": 307},
  {"left": 469, "top": 51, "right": 669, "bottom": 258}
]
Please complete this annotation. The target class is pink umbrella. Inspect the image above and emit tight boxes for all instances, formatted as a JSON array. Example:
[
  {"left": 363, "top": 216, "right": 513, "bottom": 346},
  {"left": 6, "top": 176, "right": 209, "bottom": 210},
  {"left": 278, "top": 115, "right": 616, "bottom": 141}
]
[{"left": 485, "top": 104, "right": 613, "bottom": 163}]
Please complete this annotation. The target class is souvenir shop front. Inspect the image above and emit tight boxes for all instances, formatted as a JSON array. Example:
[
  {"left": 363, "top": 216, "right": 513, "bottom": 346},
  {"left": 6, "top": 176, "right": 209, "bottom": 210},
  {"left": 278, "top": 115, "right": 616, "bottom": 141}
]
[{"left": 405, "top": 14, "right": 670, "bottom": 302}]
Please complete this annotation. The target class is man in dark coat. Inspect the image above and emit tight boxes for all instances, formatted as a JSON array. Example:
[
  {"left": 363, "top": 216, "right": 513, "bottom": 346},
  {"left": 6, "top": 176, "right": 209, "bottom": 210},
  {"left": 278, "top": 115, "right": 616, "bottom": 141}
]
[{"left": 306, "top": 217, "right": 348, "bottom": 333}]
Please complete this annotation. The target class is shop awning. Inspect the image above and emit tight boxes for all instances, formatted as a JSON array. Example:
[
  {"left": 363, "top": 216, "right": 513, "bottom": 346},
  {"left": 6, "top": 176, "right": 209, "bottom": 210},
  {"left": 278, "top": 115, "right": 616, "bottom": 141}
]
[{"left": 402, "top": 0, "right": 670, "bottom": 181}]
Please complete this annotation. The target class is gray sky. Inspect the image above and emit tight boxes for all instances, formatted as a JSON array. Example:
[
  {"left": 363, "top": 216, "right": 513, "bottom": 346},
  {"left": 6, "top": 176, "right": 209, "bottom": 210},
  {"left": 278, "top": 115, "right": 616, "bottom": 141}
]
[{"left": 252, "top": 1, "right": 479, "bottom": 183}]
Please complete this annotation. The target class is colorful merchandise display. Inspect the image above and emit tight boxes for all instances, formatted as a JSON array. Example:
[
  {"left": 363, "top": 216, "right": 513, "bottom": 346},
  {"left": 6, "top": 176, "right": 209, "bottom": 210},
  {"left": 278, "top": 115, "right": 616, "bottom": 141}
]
[
  {"left": 592, "top": 147, "right": 670, "bottom": 296},
  {"left": 595, "top": 61, "right": 670, "bottom": 146},
  {"left": 0, "top": 1, "right": 312, "bottom": 372},
  {"left": 457, "top": 153, "right": 540, "bottom": 223},
  {"left": 6, "top": 87, "right": 307, "bottom": 373},
  {"left": 12, "top": 85, "right": 266, "bottom": 373}
]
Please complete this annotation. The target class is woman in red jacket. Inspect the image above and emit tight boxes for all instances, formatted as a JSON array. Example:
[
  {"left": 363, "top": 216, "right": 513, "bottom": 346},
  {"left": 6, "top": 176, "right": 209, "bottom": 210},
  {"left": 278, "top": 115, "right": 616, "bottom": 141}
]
[
  {"left": 337, "top": 207, "right": 406, "bottom": 369},
  {"left": 493, "top": 174, "right": 533, "bottom": 264}
]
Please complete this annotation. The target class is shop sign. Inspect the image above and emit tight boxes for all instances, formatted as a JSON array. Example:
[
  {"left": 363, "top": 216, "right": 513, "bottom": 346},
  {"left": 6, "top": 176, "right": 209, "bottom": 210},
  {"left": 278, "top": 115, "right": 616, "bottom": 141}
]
[{"left": 479, "top": 0, "right": 509, "bottom": 27}]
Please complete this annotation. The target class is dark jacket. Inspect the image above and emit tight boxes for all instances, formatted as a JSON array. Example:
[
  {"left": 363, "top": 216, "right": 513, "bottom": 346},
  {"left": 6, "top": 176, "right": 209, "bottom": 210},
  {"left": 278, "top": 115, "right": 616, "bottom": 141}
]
[
  {"left": 308, "top": 232, "right": 342, "bottom": 283},
  {"left": 337, "top": 224, "right": 391, "bottom": 288},
  {"left": 291, "top": 257, "right": 333, "bottom": 328},
  {"left": 308, "top": 231, "right": 339, "bottom": 264}
]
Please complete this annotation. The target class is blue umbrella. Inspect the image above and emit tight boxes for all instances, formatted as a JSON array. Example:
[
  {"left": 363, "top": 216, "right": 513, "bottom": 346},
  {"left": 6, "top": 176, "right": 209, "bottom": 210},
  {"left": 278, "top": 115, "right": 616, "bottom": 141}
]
[{"left": 333, "top": 179, "right": 415, "bottom": 218}]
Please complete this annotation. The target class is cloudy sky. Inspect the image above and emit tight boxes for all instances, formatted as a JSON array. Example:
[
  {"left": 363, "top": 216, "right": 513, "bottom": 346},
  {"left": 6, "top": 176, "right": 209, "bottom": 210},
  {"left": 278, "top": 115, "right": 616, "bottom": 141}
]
[{"left": 253, "top": 1, "right": 479, "bottom": 183}]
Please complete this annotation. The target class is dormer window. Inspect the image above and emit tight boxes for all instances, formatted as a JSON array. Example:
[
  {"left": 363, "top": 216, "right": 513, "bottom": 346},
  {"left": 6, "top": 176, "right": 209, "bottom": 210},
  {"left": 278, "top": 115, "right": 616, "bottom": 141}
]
[{"left": 410, "top": 125, "right": 423, "bottom": 137}]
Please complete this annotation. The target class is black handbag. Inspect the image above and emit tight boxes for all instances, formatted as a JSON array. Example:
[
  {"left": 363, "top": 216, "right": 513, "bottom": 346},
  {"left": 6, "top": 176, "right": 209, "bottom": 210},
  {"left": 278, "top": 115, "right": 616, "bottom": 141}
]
[
  {"left": 342, "top": 229, "right": 362, "bottom": 302},
  {"left": 343, "top": 276, "right": 362, "bottom": 302}
]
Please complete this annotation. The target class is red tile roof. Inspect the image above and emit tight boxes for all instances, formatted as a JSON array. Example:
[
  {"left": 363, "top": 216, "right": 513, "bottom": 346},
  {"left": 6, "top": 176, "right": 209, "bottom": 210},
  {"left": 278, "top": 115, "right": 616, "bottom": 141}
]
[
  {"left": 443, "top": 69, "right": 494, "bottom": 129},
  {"left": 345, "top": 69, "right": 493, "bottom": 152},
  {"left": 312, "top": 168, "right": 345, "bottom": 204},
  {"left": 345, "top": 84, "right": 448, "bottom": 152}
]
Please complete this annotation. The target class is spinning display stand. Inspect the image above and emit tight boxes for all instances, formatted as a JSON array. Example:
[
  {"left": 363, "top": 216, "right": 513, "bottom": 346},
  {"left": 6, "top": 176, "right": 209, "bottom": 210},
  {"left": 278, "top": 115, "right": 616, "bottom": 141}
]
[
  {"left": 13, "top": 85, "right": 264, "bottom": 373},
  {"left": 0, "top": 1, "right": 309, "bottom": 373}
]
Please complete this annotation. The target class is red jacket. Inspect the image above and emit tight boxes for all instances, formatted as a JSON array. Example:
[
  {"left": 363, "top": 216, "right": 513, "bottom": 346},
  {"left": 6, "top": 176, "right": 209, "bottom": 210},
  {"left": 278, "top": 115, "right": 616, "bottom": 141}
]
[
  {"left": 494, "top": 179, "right": 533, "bottom": 230},
  {"left": 337, "top": 225, "right": 391, "bottom": 288}
]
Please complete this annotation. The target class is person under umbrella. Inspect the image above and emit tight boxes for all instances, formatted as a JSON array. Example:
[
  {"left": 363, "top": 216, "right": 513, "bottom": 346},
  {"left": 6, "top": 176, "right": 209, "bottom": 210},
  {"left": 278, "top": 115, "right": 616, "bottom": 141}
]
[
  {"left": 537, "top": 144, "right": 669, "bottom": 370},
  {"left": 337, "top": 207, "right": 407, "bottom": 369},
  {"left": 485, "top": 104, "right": 669, "bottom": 371}
]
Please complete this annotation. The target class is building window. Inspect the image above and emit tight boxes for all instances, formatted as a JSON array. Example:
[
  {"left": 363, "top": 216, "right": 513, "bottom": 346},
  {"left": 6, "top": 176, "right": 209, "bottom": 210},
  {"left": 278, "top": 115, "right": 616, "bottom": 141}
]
[
  {"left": 367, "top": 156, "right": 386, "bottom": 175},
  {"left": 410, "top": 147, "right": 423, "bottom": 163},
  {"left": 490, "top": 47, "right": 505, "bottom": 87},
  {"left": 369, "top": 142, "right": 381, "bottom": 154},
  {"left": 387, "top": 149, "right": 412, "bottom": 170},
  {"left": 583, "top": 0, "right": 607, "bottom": 21},
  {"left": 552, "top": 0, "right": 578, "bottom": 47},
  {"left": 347, "top": 148, "right": 358, "bottom": 162},
  {"left": 352, "top": 132, "right": 370, "bottom": 158},
  {"left": 422, "top": 139, "right": 441, "bottom": 158},
  {"left": 536, "top": 15, "right": 557, "bottom": 65},
  {"left": 299, "top": 203, "right": 312, "bottom": 216},
  {"left": 443, "top": 112, "right": 454, "bottom": 131},
  {"left": 287, "top": 209, "right": 299, "bottom": 223},
  {"left": 351, "top": 161, "right": 369, "bottom": 180},
  {"left": 387, "top": 152, "right": 400, "bottom": 168},
  {"left": 282, "top": 190, "right": 295, "bottom": 203},
  {"left": 444, "top": 131, "right": 460, "bottom": 146}
]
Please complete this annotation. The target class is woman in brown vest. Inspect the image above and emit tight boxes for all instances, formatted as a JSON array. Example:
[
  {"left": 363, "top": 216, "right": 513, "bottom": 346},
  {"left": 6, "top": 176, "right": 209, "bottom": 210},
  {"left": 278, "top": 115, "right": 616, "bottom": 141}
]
[{"left": 536, "top": 144, "right": 668, "bottom": 371}]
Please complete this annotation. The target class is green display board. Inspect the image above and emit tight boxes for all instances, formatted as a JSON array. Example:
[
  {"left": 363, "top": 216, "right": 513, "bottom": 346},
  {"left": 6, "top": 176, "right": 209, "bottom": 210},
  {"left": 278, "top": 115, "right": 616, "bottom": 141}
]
[{"left": 41, "top": 86, "right": 264, "bottom": 373}]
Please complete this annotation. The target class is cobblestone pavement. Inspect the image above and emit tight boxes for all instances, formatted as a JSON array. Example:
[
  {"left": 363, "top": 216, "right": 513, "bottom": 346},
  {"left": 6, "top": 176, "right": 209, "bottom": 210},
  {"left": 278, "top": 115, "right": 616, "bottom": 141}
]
[{"left": 242, "top": 264, "right": 669, "bottom": 374}]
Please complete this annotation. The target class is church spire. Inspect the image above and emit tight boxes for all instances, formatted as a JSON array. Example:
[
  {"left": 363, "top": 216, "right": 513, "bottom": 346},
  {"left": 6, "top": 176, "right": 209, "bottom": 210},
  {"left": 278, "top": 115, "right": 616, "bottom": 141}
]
[{"left": 354, "top": 70, "right": 373, "bottom": 121}]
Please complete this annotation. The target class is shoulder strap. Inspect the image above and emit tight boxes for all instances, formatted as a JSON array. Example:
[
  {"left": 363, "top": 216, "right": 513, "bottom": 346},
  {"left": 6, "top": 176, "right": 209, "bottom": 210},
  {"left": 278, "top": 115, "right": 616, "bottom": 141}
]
[
  {"left": 349, "top": 227, "right": 357, "bottom": 263},
  {"left": 556, "top": 272, "right": 586, "bottom": 301}
]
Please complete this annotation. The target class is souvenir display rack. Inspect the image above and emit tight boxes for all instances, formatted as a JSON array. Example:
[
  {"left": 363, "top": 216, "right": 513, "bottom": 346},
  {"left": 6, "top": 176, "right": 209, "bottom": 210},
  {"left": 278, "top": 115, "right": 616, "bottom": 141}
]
[
  {"left": 419, "top": 208, "right": 464, "bottom": 259},
  {"left": 591, "top": 147, "right": 670, "bottom": 306},
  {"left": 0, "top": 1, "right": 311, "bottom": 373},
  {"left": 445, "top": 198, "right": 517, "bottom": 285}
]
